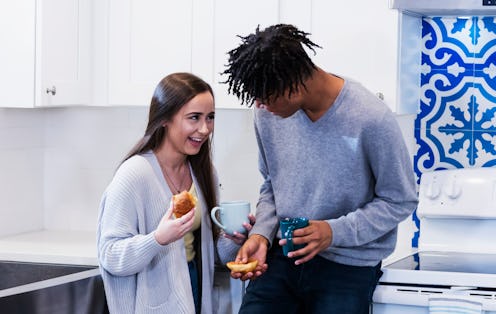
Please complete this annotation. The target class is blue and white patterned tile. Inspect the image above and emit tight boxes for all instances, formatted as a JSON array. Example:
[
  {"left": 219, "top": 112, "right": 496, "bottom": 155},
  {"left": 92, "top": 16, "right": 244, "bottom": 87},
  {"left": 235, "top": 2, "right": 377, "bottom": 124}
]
[
  {"left": 474, "top": 65, "right": 496, "bottom": 116},
  {"left": 412, "top": 16, "right": 496, "bottom": 248},
  {"left": 473, "top": 131, "right": 496, "bottom": 167},
  {"left": 471, "top": 82, "right": 496, "bottom": 129},
  {"left": 473, "top": 16, "right": 496, "bottom": 112},
  {"left": 414, "top": 16, "right": 496, "bottom": 176},
  {"left": 473, "top": 17, "right": 496, "bottom": 57},
  {"left": 421, "top": 17, "right": 475, "bottom": 71}
]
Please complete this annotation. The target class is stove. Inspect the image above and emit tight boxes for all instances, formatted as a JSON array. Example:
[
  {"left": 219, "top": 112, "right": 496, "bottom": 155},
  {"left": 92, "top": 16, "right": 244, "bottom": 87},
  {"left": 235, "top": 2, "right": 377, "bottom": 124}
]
[{"left": 372, "top": 167, "right": 496, "bottom": 313}]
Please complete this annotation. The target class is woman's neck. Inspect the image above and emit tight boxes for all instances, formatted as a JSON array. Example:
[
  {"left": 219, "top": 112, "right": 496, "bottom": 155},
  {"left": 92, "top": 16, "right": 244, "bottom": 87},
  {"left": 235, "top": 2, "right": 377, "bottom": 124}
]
[{"left": 154, "top": 145, "right": 187, "bottom": 170}]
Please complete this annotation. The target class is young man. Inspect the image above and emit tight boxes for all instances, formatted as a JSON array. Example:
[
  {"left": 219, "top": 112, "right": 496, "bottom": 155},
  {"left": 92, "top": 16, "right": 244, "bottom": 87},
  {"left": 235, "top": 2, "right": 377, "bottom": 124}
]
[{"left": 222, "top": 24, "right": 418, "bottom": 313}]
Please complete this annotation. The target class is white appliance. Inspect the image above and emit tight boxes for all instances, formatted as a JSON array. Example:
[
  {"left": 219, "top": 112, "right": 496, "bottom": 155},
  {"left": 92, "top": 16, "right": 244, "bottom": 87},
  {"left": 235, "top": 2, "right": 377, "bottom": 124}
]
[{"left": 372, "top": 167, "right": 496, "bottom": 313}]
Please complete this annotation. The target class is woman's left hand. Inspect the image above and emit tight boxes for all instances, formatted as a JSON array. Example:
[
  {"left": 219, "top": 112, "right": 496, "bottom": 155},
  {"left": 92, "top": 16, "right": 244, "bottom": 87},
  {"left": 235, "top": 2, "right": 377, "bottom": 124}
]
[{"left": 223, "top": 213, "right": 255, "bottom": 245}]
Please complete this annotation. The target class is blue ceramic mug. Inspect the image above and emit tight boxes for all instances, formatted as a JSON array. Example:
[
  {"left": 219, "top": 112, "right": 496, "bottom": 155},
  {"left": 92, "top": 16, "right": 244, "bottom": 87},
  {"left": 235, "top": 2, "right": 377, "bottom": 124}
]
[
  {"left": 210, "top": 201, "right": 250, "bottom": 235},
  {"left": 279, "top": 217, "right": 309, "bottom": 256}
]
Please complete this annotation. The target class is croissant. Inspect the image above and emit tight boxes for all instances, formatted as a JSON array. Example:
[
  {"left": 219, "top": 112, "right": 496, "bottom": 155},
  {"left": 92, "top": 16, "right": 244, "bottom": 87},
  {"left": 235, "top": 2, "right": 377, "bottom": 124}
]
[{"left": 172, "top": 191, "right": 197, "bottom": 218}]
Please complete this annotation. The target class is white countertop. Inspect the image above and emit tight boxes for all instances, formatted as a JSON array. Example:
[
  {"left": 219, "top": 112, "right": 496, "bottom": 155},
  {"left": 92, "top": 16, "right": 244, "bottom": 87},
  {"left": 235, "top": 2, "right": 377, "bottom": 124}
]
[{"left": 0, "top": 230, "right": 98, "bottom": 266}]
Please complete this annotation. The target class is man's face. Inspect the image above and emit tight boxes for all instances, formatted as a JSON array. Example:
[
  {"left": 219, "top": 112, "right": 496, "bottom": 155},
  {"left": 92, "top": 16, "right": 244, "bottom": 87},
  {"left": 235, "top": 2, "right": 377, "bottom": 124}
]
[{"left": 254, "top": 90, "right": 302, "bottom": 118}]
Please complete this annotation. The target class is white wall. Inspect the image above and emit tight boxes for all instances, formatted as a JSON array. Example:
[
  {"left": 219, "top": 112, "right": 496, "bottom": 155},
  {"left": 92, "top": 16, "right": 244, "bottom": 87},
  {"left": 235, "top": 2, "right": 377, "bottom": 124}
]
[
  {"left": 0, "top": 109, "right": 44, "bottom": 237},
  {"left": 0, "top": 107, "right": 261, "bottom": 233},
  {"left": 42, "top": 107, "right": 148, "bottom": 231},
  {"left": 0, "top": 107, "right": 416, "bottom": 261}
]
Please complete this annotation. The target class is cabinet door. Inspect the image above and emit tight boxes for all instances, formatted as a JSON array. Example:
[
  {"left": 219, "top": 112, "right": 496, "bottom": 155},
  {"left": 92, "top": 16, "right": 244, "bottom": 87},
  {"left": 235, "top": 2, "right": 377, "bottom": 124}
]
[
  {"left": 200, "top": 0, "right": 397, "bottom": 109},
  {"left": 206, "top": 0, "right": 279, "bottom": 109},
  {"left": 0, "top": 0, "right": 90, "bottom": 108},
  {"left": 309, "top": 0, "right": 398, "bottom": 110},
  {"left": 0, "top": 2, "right": 36, "bottom": 107},
  {"left": 108, "top": 0, "right": 194, "bottom": 106},
  {"left": 38, "top": 0, "right": 91, "bottom": 106}
]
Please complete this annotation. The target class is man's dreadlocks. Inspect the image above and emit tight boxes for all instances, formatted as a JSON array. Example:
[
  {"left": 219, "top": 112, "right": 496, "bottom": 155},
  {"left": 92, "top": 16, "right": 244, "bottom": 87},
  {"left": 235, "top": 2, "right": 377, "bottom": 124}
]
[{"left": 222, "top": 24, "right": 321, "bottom": 107}]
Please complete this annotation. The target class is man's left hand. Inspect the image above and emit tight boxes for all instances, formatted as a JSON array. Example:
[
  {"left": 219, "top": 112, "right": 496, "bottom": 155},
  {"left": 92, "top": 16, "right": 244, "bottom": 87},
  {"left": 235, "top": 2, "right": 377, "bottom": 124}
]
[{"left": 278, "top": 220, "right": 332, "bottom": 265}]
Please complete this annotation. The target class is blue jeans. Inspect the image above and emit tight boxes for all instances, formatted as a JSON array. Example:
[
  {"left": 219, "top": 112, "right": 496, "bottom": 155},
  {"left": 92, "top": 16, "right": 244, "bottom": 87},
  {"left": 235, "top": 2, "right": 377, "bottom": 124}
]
[
  {"left": 188, "top": 259, "right": 200, "bottom": 314},
  {"left": 239, "top": 244, "right": 382, "bottom": 314}
]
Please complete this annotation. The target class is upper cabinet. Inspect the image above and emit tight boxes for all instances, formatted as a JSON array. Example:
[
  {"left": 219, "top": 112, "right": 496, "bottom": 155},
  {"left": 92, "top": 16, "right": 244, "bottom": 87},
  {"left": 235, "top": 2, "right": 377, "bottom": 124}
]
[
  {"left": 0, "top": 2, "right": 35, "bottom": 107},
  {"left": 107, "top": 0, "right": 398, "bottom": 110},
  {"left": 107, "top": 0, "right": 195, "bottom": 106},
  {"left": 208, "top": 0, "right": 280, "bottom": 109},
  {"left": 0, "top": 0, "right": 91, "bottom": 108},
  {"left": 2, "top": 1, "right": 398, "bottom": 109},
  {"left": 308, "top": 0, "right": 399, "bottom": 110},
  {"left": 106, "top": 0, "right": 279, "bottom": 108}
]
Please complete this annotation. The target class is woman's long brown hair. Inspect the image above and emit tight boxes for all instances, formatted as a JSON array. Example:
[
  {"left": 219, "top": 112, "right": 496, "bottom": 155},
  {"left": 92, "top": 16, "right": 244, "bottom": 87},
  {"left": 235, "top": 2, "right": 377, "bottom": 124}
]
[{"left": 123, "top": 72, "right": 218, "bottom": 236}]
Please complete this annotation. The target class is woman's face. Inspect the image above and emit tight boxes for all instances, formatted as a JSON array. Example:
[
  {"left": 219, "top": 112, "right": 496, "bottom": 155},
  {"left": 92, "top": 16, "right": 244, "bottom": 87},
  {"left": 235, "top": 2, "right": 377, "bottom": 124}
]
[{"left": 164, "top": 91, "right": 215, "bottom": 156}]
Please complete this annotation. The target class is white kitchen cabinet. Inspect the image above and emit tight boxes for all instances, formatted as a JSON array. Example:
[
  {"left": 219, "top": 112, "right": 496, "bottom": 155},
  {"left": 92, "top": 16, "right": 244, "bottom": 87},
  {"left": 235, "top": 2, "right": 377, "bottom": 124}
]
[
  {"left": 209, "top": 0, "right": 398, "bottom": 109},
  {"left": 0, "top": 2, "right": 35, "bottom": 107},
  {"left": 108, "top": 0, "right": 195, "bottom": 106},
  {"left": 308, "top": 0, "right": 399, "bottom": 110},
  {"left": 209, "top": 0, "right": 279, "bottom": 109},
  {"left": 107, "top": 0, "right": 278, "bottom": 108},
  {"left": 0, "top": 0, "right": 91, "bottom": 108},
  {"left": 106, "top": 0, "right": 397, "bottom": 109},
  {"left": 209, "top": 0, "right": 398, "bottom": 110}
]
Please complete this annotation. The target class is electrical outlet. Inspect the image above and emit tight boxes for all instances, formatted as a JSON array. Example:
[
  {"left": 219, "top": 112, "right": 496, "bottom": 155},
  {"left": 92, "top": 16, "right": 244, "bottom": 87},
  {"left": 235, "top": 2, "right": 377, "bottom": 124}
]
[{"left": 483, "top": 0, "right": 496, "bottom": 5}]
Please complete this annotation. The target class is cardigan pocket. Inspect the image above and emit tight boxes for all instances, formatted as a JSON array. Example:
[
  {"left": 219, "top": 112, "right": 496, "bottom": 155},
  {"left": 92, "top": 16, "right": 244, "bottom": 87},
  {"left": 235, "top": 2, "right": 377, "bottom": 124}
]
[{"left": 135, "top": 240, "right": 194, "bottom": 313}]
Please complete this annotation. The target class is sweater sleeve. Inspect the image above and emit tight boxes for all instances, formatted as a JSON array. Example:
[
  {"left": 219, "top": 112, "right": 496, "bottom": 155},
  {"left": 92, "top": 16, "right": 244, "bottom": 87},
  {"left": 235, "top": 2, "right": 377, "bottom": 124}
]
[
  {"left": 97, "top": 159, "right": 164, "bottom": 276},
  {"left": 249, "top": 115, "right": 280, "bottom": 246},
  {"left": 215, "top": 235, "right": 242, "bottom": 265},
  {"left": 328, "top": 111, "right": 418, "bottom": 249}
]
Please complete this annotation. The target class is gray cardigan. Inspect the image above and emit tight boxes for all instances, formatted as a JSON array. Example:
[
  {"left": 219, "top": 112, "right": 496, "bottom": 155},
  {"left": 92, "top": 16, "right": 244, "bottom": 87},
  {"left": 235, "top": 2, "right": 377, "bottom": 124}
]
[
  {"left": 250, "top": 78, "right": 418, "bottom": 267},
  {"left": 97, "top": 151, "right": 236, "bottom": 314}
]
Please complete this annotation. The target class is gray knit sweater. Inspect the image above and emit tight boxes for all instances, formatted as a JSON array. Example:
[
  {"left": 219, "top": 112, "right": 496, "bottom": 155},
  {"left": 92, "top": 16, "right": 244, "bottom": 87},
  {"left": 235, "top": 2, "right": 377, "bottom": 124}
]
[
  {"left": 250, "top": 78, "right": 418, "bottom": 266},
  {"left": 97, "top": 151, "right": 238, "bottom": 314}
]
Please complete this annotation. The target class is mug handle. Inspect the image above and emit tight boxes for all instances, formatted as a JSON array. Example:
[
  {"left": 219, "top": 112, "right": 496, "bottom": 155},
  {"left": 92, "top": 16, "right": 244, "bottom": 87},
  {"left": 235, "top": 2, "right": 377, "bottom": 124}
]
[{"left": 210, "top": 207, "right": 226, "bottom": 230}]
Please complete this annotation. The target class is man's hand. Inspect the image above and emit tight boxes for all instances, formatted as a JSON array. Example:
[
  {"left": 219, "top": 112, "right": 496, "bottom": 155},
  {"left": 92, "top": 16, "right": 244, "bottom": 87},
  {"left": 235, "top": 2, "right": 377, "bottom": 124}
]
[
  {"left": 231, "top": 234, "right": 269, "bottom": 281},
  {"left": 278, "top": 220, "right": 332, "bottom": 265}
]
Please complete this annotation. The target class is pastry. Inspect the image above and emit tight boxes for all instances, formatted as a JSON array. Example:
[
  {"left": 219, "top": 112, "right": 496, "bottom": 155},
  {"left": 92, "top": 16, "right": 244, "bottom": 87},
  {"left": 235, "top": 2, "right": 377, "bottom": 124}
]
[
  {"left": 172, "top": 191, "right": 197, "bottom": 218},
  {"left": 226, "top": 260, "right": 258, "bottom": 273}
]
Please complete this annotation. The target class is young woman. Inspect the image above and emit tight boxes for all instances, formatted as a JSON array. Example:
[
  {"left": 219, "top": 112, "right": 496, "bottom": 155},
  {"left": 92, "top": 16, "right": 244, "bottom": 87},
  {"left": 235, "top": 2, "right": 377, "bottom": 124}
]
[{"left": 97, "top": 72, "right": 252, "bottom": 314}]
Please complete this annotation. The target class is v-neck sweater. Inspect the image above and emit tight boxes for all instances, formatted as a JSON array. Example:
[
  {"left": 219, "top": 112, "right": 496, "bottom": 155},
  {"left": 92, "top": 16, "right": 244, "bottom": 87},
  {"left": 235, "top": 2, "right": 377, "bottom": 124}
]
[{"left": 250, "top": 78, "right": 418, "bottom": 266}]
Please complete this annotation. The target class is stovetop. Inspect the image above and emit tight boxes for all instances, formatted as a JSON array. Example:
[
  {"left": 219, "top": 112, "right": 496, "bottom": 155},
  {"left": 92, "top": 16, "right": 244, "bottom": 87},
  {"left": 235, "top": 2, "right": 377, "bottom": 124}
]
[
  {"left": 385, "top": 251, "right": 496, "bottom": 274},
  {"left": 376, "top": 168, "right": 496, "bottom": 291},
  {"left": 379, "top": 251, "right": 496, "bottom": 288}
]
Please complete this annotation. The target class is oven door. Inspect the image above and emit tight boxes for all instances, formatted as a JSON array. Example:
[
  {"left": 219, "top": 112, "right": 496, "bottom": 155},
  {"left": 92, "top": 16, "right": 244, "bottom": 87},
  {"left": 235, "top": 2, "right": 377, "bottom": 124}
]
[
  {"left": 372, "top": 251, "right": 496, "bottom": 314},
  {"left": 372, "top": 284, "right": 496, "bottom": 314}
]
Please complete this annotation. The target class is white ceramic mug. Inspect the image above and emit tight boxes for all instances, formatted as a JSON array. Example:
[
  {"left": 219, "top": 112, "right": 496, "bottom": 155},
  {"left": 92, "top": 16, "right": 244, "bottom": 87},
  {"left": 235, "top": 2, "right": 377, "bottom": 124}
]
[{"left": 210, "top": 201, "right": 250, "bottom": 235}]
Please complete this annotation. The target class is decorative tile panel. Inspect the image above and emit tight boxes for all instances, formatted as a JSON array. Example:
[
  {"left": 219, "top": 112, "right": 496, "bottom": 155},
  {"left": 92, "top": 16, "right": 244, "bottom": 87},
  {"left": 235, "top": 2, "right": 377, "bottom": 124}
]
[
  {"left": 412, "top": 16, "right": 496, "bottom": 247},
  {"left": 414, "top": 16, "right": 496, "bottom": 179}
]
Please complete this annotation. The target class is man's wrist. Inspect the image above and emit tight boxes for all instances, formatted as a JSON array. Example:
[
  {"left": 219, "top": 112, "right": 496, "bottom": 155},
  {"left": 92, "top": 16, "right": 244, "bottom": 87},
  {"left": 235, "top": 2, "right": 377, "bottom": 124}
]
[{"left": 250, "top": 233, "right": 269, "bottom": 247}]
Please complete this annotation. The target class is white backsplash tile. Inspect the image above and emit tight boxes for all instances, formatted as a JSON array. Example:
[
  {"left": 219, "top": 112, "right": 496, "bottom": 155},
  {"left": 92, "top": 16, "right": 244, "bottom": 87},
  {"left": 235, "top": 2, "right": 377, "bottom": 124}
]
[
  {"left": 0, "top": 147, "right": 44, "bottom": 236},
  {"left": 0, "top": 107, "right": 417, "bottom": 260}
]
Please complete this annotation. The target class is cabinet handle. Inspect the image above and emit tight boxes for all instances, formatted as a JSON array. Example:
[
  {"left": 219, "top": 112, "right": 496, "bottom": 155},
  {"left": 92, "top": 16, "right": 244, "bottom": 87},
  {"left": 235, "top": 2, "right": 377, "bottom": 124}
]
[{"left": 46, "top": 86, "right": 57, "bottom": 95}]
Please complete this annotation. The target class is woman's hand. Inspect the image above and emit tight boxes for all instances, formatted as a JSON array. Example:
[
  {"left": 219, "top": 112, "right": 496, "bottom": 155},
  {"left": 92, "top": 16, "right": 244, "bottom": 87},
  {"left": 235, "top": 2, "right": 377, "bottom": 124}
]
[
  {"left": 154, "top": 201, "right": 195, "bottom": 245},
  {"left": 223, "top": 213, "right": 256, "bottom": 245}
]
